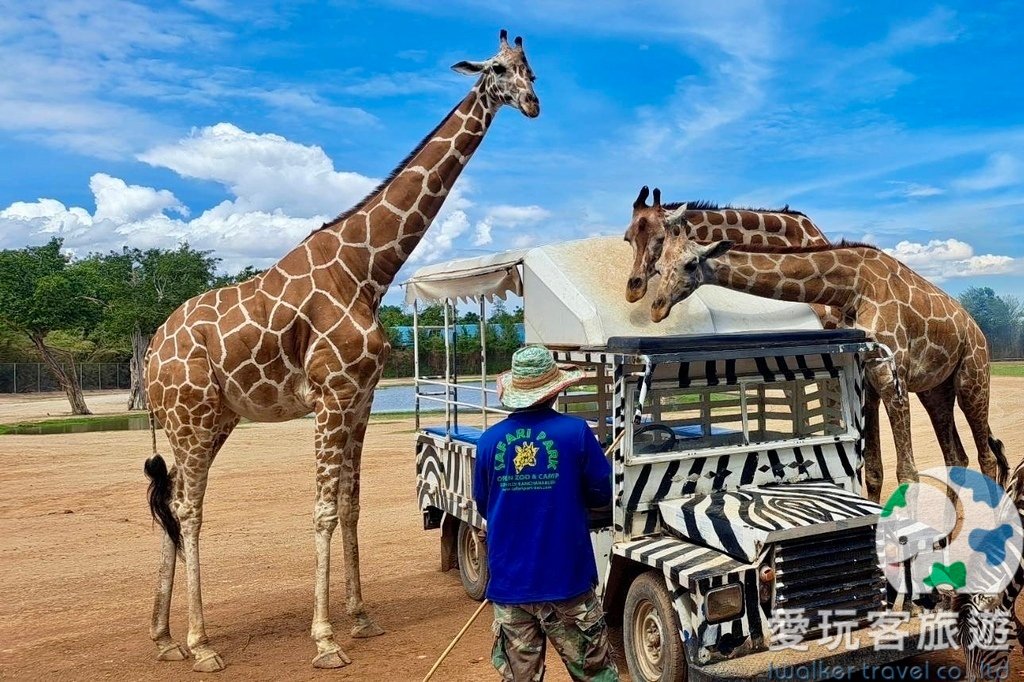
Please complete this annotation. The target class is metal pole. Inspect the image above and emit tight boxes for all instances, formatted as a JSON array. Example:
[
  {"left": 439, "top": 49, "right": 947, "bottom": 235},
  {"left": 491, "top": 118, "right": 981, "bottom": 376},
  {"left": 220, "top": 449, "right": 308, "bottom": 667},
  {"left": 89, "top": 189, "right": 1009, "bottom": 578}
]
[
  {"left": 12, "top": 363, "right": 16, "bottom": 394},
  {"left": 443, "top": 298, "right": 452, "bottom": 437},
  {"left": 452, "top": 299, "right": 459, "bottom": 432},
  {"left": 479, "top": 297, "right": 488, "bottom": 429},
  {"left": 413, "top": 301, "right": 421, "bottom": 431},
  {"left": 37, "top": 363, "right": 41, "bottom": 393}
]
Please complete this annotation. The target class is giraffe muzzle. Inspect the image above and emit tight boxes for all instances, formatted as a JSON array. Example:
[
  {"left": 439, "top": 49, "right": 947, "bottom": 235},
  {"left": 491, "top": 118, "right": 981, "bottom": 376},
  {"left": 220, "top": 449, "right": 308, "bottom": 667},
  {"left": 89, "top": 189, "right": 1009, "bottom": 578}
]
[{"left": 520, "top": 93, "right": 540, "bottom": 118}]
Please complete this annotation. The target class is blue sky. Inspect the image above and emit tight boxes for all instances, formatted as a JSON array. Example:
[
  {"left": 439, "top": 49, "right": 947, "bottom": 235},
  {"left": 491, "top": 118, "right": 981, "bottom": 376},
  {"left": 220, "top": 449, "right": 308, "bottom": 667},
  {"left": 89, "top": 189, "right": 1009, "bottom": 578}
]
[{"left": 1, "top": 1, "right": 1022, "bottom": 306}]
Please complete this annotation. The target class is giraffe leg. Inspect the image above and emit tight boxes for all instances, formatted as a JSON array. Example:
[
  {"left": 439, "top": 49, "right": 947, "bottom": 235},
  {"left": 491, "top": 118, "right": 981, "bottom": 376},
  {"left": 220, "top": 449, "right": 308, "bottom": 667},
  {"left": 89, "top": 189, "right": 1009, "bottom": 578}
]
[
  {"left": 340, "top": 411, "right": 383, "bottom": 638},
  {"left": 309, "top": 395, "right": 356, "bottom": 668},
  {"left": 954, "top": 353, "right": 1003, "bottom": 484},
  {"left": 917, "top": 377, "right": 969, "bottom": 470},
  {"left": 166, "top": 406, "right": 239, "bottom": 673},
  {"left": 862, "top": 385, "right": 884, "bottom": 503},
  {"left": 151, "top": 531, "right": 188, "bottom": 661},
  {"left": 870, "top": 365, "right": 919, "bottom": 488}
]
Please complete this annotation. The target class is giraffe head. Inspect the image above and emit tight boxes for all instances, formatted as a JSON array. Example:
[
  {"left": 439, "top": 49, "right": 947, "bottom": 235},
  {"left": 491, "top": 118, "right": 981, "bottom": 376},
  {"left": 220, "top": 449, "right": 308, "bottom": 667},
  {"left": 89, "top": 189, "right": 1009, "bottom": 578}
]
[
  {"left": 452, "top": 29, "right": 539, "bottom": 118},
  {"left": 650, "top": 219, "right": 733, "bottom": 322},
  {"left": 623, "top": 186, "right": 687, "bottom": 303}
]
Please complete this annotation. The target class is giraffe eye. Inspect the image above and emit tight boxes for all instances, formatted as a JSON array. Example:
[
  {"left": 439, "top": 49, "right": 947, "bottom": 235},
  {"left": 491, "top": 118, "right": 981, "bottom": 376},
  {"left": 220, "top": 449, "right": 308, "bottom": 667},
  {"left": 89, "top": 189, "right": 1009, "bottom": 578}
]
[
  {"left": 491, "top": 63, "right": 507, "bottom": 75},
  {"left": 684, "top": 261, "right": 697, "bottom": 271}
]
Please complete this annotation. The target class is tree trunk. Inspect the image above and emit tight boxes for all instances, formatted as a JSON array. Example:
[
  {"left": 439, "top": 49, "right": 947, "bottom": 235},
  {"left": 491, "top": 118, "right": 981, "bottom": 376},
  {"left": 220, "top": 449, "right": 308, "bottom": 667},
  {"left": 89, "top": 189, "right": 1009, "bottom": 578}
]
[
  {"left": 128, "top": 328, "right": 150, "bottom": 411},
  {"left": 29, "top": 333, "right": 91, "bottom": 415}
]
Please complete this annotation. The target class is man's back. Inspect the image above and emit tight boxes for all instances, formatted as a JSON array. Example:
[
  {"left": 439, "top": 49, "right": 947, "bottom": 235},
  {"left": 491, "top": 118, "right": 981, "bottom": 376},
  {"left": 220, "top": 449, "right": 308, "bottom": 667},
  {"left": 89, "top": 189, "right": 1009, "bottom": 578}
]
[{"left": 474, "top": 406, "right": 612, "bottom": 604}]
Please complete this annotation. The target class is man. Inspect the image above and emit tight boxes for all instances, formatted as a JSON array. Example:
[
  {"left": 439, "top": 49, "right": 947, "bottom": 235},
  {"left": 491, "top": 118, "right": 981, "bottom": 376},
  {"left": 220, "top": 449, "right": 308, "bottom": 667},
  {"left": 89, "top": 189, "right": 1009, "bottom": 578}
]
[{"left": 473, "top": 345, "right": 618, "bottom": 682}]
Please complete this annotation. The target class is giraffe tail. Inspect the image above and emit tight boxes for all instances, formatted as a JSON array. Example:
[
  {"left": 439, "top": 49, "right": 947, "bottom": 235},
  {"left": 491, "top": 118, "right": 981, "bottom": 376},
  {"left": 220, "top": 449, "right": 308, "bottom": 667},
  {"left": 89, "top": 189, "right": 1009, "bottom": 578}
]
[
  {"left": 144, "top": 453, "right": 180, "bottom": 548},
  {"left": 989, "top": 435, "right": 1009, "bottom": 489}
]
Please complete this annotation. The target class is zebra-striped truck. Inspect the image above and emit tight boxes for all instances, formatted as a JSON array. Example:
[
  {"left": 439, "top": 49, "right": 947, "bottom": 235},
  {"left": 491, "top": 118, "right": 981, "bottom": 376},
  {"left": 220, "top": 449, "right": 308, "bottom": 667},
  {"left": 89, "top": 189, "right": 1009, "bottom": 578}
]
[{"left": 405, "top": 238, "right": 951, "bottom": 681}]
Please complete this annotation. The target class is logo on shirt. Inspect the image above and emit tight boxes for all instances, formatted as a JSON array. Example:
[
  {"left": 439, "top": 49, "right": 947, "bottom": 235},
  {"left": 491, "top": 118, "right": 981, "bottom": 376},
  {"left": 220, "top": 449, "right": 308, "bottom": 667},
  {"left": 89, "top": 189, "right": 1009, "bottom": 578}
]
[
  {"left": 495, "top": 428, "right": 561, "bottom": 492},
  {"left": 514, "top": 442, "right": 539, "bottom": 473}
]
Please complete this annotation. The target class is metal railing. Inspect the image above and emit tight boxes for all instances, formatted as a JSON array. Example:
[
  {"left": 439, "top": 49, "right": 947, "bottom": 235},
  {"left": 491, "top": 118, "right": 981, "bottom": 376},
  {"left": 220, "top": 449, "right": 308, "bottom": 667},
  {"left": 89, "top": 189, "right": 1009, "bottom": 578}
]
[{"left": 0, "top": 362, "right": 132, "bottom": 394}]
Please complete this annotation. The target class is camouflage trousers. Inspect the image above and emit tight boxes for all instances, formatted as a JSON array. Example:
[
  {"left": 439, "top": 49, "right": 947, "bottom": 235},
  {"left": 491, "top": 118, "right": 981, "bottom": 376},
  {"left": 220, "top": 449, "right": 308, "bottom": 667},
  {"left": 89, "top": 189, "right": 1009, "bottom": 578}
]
[{"left": 490, "top": 589, "right": 620, "bottom": 682}]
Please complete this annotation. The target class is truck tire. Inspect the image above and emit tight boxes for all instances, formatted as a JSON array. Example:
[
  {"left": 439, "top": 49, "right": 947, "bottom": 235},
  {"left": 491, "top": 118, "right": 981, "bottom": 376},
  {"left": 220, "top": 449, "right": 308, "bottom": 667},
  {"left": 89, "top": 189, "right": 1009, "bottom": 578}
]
[
  {"left": 457, "top": 521, "right": 489, "bottom": 601},
  {"left": 623, "top": 571, "right": 688, "bottom": 682}
]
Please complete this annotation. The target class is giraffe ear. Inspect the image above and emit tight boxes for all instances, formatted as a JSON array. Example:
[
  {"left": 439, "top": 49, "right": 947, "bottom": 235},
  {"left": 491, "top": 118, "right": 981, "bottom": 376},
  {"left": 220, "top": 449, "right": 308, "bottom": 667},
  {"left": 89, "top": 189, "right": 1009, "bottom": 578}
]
[
  {"left": 664, "top": 203, "right": 688, "bottom": 226},
  {"left": 452, "top": 60, "right": 489, "bottom": 75},
  {"left": 699, "top": 240, "right": 734, "bottom": 261}
]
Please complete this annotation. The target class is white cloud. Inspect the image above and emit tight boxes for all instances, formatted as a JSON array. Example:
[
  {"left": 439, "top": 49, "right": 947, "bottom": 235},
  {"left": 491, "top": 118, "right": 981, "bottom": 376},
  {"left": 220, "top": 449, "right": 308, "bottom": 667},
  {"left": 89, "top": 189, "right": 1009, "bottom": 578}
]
[
  {"left": 90, "top": 173, "right": 186, "bottom": 223},
  {"left": 1, "top": 124, "right": 556, "bottom": 273},
  {"left": 139, "top": 123, "right": 378, "bottom": 217},
  {"left": 410, "top": 210, "right": 471, "bottom": 264},
  {"left": 884, "top": 238, "right": 1019, "bottom": 281},
  {"left": 472, "top": 204, "right": 551, "bottom": 248},
  {"left": 879, "top": 181, "right": 946, "bottom": 199},
  {"left": 0, "top": 2, "right": 376, "bottom": 158},
  {"left": 953, "top": 153, "right": 1021, "bottom": 191}
]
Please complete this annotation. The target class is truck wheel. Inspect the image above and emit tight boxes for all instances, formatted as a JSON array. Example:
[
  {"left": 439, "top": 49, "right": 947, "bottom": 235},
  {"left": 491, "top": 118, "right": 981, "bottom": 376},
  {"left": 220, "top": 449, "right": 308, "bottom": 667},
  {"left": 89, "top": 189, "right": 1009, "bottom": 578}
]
[
  {"left": 457, "top": 521, "right": 489, "bottom": 601},
  {"left": 623, "top": 572, "right": 688, "bottom": 682}
]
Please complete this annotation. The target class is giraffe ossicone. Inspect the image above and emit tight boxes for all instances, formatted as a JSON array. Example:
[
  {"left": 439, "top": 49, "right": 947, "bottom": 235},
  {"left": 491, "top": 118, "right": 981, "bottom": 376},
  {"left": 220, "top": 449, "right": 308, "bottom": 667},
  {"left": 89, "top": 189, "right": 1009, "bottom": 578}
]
[{"left": 142, "top": 29, "right": 540, "bottom": 672}]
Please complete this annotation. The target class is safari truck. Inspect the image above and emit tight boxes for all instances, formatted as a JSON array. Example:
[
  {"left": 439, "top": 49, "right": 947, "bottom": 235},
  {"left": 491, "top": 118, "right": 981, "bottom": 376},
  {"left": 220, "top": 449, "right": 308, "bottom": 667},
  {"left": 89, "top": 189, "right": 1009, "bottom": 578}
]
[{"left": 402, "top": 237, "right": 951, "bottom": 681}]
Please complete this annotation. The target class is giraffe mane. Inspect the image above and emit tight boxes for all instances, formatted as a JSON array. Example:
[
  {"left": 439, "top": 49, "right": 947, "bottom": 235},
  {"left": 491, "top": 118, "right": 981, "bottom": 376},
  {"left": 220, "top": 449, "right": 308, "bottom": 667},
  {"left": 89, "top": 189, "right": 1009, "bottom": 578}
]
[
  {"left": 662, "top": 200, "right": 807, "bottom": 216},
  {"left": 724, "top": 239, "right": 880, "bottom": 254},
  {"left": 311, "top": 101, "right": 464, "bottom": 235}
]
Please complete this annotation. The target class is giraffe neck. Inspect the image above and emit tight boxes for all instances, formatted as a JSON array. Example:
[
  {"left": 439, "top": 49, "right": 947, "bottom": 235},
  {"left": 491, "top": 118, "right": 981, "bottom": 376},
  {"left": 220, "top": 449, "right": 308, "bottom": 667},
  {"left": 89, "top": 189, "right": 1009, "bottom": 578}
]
[
  {"left": 706, "top": 249, "right": 860, "bottom": 310},
  {"left": 308, "top": 86, "right": 499, "bottom": 303},
  {"left": 684, "top": 210, "right": 829, "bottom": 247}
]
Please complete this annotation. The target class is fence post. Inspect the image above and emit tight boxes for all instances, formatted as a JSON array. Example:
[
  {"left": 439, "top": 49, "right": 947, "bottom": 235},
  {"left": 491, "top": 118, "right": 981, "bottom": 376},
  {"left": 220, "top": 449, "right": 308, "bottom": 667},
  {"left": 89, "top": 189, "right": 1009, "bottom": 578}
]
[
  {"left": 37, "top": 363, "right": 41, "bottom": 393},
  {"left": 12, "top": 364, "right": 16, "bottom": 394}
]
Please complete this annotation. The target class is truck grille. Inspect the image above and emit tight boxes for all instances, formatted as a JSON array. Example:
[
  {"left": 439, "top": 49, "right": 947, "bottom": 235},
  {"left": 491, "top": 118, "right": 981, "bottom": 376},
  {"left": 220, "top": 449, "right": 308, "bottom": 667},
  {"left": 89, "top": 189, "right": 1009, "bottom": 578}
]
[{"left": 773, "top": 525, "right": 886, "bottom": 640}]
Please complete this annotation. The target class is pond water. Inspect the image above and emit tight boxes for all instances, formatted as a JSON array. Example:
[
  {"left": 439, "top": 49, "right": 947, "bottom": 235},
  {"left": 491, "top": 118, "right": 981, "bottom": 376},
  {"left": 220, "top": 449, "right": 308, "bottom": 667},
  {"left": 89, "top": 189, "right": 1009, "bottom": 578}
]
[
  {"left": 372, "top": 380, "right": 498, "bottom": 413},
  {"left": 1, "top": 381, "right": 498, "bottom": 434}
]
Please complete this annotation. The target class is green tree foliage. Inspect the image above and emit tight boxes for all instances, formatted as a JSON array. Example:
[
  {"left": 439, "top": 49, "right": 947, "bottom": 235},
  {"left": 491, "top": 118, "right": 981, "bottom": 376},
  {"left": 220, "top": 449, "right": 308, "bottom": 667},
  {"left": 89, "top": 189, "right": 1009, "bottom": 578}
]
[
  {"left": 959, "top": 287, "right": 1024, "bottom": 359},
  {"left": 0, "top": 238, "right": 104, "bottom": 413}
]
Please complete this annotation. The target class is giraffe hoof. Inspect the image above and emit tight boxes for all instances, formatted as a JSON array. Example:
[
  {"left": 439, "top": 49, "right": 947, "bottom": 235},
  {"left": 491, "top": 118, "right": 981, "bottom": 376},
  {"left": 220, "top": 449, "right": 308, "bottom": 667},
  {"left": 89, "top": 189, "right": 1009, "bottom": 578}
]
[
  {"left": 351, "top": 619, "right": 384, "bottom": 638},
  {"left": 156, "top": 642, "right": 189, "bottom": 661},
  {"left": 312, "top": 648, "right": 351, "bottom": 668},
  {"left": 192, "top": 652, "right": 226, "bottom": 673}
]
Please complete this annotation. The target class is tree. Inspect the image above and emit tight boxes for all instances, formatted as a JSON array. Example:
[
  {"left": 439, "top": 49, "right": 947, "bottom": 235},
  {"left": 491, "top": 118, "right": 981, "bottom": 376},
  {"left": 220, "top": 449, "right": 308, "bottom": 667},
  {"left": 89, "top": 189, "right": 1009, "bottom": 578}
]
[
  {"left": 960, "top": 287, "right": 1024, "bottom": 359},
  {"left": 213, "top": 265, "right": 262, "bottom": 288},
  {"left": 91, "top": 244, "right": 220, "bottom": 410},
  {"left": 0, "top": 239, "right": 103, "bottom": 413}
]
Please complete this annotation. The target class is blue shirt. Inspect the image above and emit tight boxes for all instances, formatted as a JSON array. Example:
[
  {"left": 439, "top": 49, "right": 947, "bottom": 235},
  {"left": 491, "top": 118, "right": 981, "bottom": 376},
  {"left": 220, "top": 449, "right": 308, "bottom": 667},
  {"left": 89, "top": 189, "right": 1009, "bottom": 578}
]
[{"left": 473, "top": 407, "right": 612, "bottom": 604}]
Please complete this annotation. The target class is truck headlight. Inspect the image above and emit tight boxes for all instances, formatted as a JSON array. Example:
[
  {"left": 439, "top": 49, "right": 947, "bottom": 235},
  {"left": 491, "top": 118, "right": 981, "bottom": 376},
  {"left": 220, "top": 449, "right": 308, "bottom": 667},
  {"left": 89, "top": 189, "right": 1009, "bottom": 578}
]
[{"left": 705, "top": 583, "right": 744, "bottom": 624}]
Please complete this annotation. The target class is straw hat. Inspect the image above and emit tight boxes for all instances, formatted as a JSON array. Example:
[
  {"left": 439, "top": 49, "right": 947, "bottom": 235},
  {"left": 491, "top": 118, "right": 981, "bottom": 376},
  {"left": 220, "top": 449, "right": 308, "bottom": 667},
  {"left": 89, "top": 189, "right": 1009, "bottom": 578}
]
[{"left": 497, "top": 345, "right": 584, "bottom": 409}]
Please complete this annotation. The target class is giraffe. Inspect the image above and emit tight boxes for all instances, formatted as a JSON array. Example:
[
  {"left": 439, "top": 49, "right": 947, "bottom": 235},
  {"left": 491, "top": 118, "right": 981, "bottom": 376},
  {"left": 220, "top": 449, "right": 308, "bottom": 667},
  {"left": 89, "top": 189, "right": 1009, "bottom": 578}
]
[
  {"left": 648, "top": 233, "right": 1008, "bottom": 503},
  {"left": 624, "top": 186, "right": 847, "bottom": 330},
  {"left": 141, "top": 30, "right": 540, "bottom": 672}
]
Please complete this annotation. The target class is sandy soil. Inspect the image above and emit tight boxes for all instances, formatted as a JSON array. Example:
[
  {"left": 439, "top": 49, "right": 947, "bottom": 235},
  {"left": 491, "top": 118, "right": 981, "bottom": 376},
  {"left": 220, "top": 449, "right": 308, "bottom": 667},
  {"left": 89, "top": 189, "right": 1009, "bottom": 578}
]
[
  {"left": 0, "top": 390, "right": 135, "bottom": 424},
  {"left": 1, "top": 377, "right": 1022, "bottom": 681}
]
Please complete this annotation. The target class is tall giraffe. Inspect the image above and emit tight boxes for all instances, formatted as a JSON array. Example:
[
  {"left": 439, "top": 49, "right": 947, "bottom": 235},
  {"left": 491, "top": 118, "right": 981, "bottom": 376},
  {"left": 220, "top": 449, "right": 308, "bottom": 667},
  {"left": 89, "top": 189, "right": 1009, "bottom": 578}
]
[
  {"left": 142, "top": 30, "right": 539, "bottom": 672},
  {"left": 649, "top": 234, "right": 1008, "bottom": 502}
]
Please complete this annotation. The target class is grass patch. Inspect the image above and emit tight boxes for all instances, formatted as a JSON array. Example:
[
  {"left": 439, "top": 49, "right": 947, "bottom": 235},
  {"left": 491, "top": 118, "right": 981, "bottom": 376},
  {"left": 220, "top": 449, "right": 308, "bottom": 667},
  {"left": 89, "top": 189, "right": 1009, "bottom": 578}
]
[
  {"left": 0, "top": 413, "right": 148, "bottom": 435},
  {"left": 992, "top": 361, "right": 1024, "bottom": 378}
]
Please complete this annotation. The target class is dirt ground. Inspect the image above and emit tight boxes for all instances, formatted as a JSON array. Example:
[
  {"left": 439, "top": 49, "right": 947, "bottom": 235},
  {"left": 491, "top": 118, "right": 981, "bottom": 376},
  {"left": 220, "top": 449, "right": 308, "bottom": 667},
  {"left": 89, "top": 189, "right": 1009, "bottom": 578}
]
[{"left": 1, "top": 378, "right": 1023, "bottom": 681}]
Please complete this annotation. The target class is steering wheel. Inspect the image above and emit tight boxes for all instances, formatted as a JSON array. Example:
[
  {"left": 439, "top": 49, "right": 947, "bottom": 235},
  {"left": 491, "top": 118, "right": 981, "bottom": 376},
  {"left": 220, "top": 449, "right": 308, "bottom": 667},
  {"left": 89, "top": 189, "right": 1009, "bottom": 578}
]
[{"left": 633, "top": 423, "right": 677, "bottom": 454}]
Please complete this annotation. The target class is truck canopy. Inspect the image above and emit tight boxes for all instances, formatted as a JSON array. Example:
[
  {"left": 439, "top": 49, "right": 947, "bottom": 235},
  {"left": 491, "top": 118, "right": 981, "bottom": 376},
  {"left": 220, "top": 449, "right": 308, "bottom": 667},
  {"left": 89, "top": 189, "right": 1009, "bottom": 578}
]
[{"left": 404, "top": 236, "right": 823, "bottom": 348}]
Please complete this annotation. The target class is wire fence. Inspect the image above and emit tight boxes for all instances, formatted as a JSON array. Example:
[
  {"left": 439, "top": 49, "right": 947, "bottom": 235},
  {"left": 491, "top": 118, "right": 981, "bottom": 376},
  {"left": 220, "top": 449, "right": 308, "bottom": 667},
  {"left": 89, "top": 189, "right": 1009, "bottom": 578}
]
[
  {"left": 0, "top": 363, "right": 132, "bottom": 394},
  {"left": 0, "top": 351, "right": 520, "bottom": 393}
]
